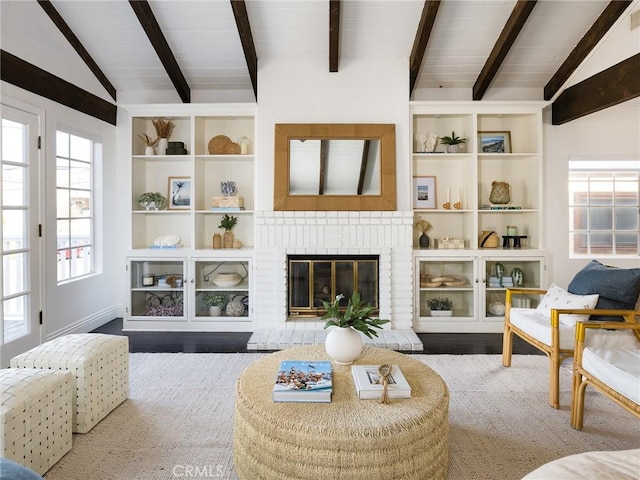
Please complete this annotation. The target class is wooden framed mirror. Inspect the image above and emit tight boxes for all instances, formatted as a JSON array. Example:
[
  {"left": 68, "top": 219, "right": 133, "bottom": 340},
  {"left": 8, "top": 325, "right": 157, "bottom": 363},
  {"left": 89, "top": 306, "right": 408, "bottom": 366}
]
[{"left": 274, "top": 123, "right": 396, "bottom": 211}]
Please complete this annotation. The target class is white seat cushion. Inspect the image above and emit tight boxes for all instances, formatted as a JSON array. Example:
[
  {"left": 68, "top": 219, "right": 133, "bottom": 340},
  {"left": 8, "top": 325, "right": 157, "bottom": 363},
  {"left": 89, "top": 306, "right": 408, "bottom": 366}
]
[
  {"left": 582, "top": 347, "right": 640, "bottom": 404},
  {"left": 510, "top": 308, "right": 576, "bottom": 350}
]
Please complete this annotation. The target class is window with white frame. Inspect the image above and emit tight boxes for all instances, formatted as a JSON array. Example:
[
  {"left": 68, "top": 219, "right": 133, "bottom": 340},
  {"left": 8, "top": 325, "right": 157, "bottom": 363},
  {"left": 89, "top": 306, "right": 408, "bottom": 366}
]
[
  {"left": 568, "top": 157, "right": 639, "bottom": 257},
  {"left": 56, "top": 130, "right": 98, "bottom": 282}
]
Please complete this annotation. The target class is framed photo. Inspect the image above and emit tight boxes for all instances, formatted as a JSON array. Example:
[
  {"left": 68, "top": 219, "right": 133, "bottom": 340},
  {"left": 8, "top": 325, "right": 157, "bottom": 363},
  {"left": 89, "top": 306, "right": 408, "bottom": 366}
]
[
  {"left": 413, "top": 176, "right": 437, "bottom": 209},
  {"left": 167, "top": 176, "right": 191, "bottom": 209},
  {"left": 478, "top": 131, "right": 512, "bottom": 153}
]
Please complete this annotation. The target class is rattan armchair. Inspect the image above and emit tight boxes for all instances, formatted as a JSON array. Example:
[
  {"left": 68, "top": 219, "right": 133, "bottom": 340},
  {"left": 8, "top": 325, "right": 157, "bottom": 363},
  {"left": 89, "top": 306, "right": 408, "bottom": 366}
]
[
  {"left": 503, "top": 287, "right": 639, "bottom": 409},
  {"left": 571, "top": 320, "right": 640, "bottom": 430}
]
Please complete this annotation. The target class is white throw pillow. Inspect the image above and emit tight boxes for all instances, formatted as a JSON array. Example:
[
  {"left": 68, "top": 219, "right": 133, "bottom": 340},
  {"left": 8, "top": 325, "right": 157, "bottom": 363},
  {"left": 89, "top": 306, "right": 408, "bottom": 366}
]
[{"left": 534, "top": 283, "right": 599, "bottom": 327}]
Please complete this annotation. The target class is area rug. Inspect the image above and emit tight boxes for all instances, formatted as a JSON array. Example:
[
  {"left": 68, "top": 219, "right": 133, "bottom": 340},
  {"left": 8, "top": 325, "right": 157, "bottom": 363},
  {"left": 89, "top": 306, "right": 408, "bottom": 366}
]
[{"left": 43, "top": 353, "right": 639, "bottom": 480}]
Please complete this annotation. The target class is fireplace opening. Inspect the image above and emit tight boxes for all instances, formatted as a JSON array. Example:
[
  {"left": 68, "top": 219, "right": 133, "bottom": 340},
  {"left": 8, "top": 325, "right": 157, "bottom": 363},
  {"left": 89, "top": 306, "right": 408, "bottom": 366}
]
[{"left": 287, "top": 255, "right": 379, "bottom": 317}]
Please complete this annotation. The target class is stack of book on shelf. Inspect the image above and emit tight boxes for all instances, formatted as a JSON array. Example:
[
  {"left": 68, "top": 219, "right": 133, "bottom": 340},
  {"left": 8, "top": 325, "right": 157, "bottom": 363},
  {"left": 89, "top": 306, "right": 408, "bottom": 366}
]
[
  {"left": 351, "top": 365, "right": 411, "bottom": 400},
  {"left": 488, "top": 276, "right": 514, "bottom": 288},
  {"left": 272, "top": 360, "right": 333, "bottom": 403}
]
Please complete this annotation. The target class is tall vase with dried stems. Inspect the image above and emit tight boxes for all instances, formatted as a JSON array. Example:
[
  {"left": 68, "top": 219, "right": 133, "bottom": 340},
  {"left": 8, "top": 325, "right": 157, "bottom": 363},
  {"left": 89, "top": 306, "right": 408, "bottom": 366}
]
[{"left": 153, "top": 119, "right": 174, "bottom": 156}]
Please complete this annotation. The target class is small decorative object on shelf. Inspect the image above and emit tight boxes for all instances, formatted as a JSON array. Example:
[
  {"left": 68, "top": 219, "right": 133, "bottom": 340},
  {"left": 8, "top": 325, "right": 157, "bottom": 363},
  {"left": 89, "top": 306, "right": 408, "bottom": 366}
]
[
  {"left": 511, "top": 267, "right": 525, "bottom": 287},
  {"left": 479, "top": 230, "right": 499, "bottom": 248},
  {"left": 138, "top": 192, "right": 167, "bottom": 210},
  {"left": 137, "top": 133, "right": 158, "bottom": 155},
  {"left": 151, "top": 234, "right": 181, "bottom": 249},
  {"left": 142, "top": 274, "right": 154, "bottom": 287},
  {"left": 202, "top": 293, "right": 227, "bottom": 317},
  {"left": 166, "top": 141, "right": 187, "bottom": 155},
  {"left": 219, "top": 213, "right": 238, "bottom": 248},
  {"left": 152, "top": 119, "right": 174, "bottom": 155},
  {"left": 415, "top": 220, "right": 433, "bottom": 249},
  {"left": 238, "top": 136, "right": 251, "bottom": 155},
  {"left": 226, "top": 295, "right": 247, "bottom": 317},
  {"left": 426, "top": 297, "right": 453, "bottom": 317},
  {"left": 212, "top": 181, "right": 244, "bottom": 210},
  {"left": 212, "top": 233, "right": 222, "bottom": 249},
  {"left": 438, "top": 237, "right": 464, "bottom": 249},
  {"left": 439, "top": 131, "right": 467, "bottom": 153},
  {"left": 322, "top": 292, "right": 389, "bottom": 365},
  {"left": 489, "top": 181, "right": 511, "bottom": 205}
]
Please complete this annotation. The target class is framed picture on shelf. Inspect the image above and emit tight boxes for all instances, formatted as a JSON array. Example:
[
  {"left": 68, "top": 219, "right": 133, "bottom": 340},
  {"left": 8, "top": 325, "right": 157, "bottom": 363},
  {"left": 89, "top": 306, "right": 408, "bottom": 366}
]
[
  {"left": 168, "top": 176, "right": 192, "bottom": 209},
  {"left": 478, "top": 131, "right": 511, "bottom": 153},
  {"left": 413, "top": 176, "right": 437, "bottom": 209}
]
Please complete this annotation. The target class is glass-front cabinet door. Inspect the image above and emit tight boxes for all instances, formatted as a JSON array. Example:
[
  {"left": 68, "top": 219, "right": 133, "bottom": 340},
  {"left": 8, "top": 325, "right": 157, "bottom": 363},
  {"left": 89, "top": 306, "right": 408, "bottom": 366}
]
[{"left": 128, "top": 259, "right": 186, "bottom": 320}]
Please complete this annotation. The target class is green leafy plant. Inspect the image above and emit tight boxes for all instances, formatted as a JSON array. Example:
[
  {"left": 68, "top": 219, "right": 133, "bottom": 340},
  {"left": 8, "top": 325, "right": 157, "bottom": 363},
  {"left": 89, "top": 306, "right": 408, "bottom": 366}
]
[
  {"left": 218, "top": 213, "right": 238, "bottom": 231},
  {"left": 202, "top": 293, "right": 227, "bottom": 308},
  {"left": 439, "top": 131, "right": 467, "bottom": 145},
  {"left": 137, "top": 192, "right": 166, "bottom": 209},
  {"left": 322, "top": 292, "right": 390, "bottom": 338},
  {"left": 426, "top": 297, "right": 453, "bottom": 311}
]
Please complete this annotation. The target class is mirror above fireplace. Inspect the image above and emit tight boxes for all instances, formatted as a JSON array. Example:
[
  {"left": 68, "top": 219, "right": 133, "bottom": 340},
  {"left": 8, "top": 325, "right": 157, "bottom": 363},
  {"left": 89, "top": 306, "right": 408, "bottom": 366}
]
[{"left": 274, "top": 123, "right": 397, "bottom": 211}]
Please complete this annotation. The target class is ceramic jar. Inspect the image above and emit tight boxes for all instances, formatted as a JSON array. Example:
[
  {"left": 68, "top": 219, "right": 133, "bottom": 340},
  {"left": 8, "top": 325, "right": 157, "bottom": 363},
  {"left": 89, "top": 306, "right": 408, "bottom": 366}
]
[{"left": 324, "top": 326, "right": 363, "bottom": 365}]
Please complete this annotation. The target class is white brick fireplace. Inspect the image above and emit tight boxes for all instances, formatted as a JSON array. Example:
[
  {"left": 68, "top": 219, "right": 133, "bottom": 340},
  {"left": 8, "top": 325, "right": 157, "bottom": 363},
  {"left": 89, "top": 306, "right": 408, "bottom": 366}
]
[{"left": 253, "top": 211, "right": 414, "bottom": 329}]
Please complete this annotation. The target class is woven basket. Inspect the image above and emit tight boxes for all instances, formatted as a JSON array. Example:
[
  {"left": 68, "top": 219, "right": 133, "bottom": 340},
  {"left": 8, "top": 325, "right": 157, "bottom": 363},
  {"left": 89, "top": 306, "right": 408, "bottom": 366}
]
[
  {"left": 479, "top": 230, "right": 499, "bottom": 248},
  {"left": 223, "top": 142, "right": 241, "bottom": 154},
  {"left": 208, "top": 135, "right": 232, "bottom": 154}
]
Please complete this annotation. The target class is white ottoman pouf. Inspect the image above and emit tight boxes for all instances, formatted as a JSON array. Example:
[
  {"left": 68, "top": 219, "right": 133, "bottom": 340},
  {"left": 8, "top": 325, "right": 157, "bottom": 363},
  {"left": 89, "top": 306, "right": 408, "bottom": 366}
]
[
  {"left": 0, "top": 368, "right": 73, "bottom": 475},
  {"left": 10, "top": 333, "right": 129, "bottom": 433}
]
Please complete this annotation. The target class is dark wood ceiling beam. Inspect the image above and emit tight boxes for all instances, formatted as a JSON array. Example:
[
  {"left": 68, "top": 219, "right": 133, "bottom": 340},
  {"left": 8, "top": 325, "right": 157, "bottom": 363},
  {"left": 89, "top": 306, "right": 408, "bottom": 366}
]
[
  {"left": 129, "top": 0, "right": 190, "bottom": 103},
  {"left": 544, "top": 1, "right": 633, "bottom": 100},
  {"left": 1, "top": 50, "right": 116, "bottom": 125},
  {"left": 37, "top": 0, "right": 117, "bottom": 102},
  {"left": 230, "top": 0, "right": 258, "bottom": 100},
  {"left": 552, "top": 53, "right": 640, "bottom": 125},
  {"left": 329, "top": 0, "right": 341, "bottom": 72},
  {"left": 409, "top": 1, "right": 440, "bottom": 96},
  {"left": 473, "top": 0, "right": 537, "bottom": 101}
]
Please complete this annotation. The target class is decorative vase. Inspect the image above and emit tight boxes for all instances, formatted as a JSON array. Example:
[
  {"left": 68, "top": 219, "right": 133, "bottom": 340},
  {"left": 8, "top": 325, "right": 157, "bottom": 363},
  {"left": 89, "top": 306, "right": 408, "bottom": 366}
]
[
  {"left": 212, "top": 233, "right": 222, "bottom": 249},
  {"left": 158, "top": 137, "right": 168, "bottom": 155},
  {"left": 209, "top": 305, "right": 222, "bottom": 317},
  {"left": 223, "top": 230, "right": 234, "bottom": 248},
  {"left": 489, "top": 181, "right": 511, "bottom": 204},
  {"left": 419, "top": 233, "right": 430, "bottom": 248},
  {"left": 145, "top": 145, "right": 155, "bottom": 155},
  {"left": 324, "top": 326, "right": 364, "bottom": 365}
]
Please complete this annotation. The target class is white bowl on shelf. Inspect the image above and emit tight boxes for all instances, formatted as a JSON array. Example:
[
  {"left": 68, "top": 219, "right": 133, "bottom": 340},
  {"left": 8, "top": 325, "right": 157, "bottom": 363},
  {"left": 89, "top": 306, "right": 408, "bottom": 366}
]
[{"left": 213, "top": 272, "right": 242, "bottom": 288}]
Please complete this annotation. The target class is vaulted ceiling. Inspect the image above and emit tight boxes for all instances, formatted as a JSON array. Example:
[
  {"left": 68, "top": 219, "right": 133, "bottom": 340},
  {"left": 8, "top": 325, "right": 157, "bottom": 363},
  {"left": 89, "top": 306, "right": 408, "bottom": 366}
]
[{"left": 2, "top": 0, "right": 639, "bottom": 125}]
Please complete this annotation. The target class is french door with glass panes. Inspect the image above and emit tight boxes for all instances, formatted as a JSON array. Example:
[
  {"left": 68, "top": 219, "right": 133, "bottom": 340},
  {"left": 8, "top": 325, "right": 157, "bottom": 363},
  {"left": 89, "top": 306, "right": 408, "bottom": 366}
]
[{"left": 1, "top": 104, "right": 41, "bottom": 367}]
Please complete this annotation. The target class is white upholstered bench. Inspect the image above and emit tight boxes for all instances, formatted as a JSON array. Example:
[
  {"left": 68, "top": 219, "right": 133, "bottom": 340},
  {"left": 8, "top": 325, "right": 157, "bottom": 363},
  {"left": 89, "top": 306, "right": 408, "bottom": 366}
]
[
  {"left": 10, "top": 333, "right": 129, "bottom": 433},
  {"left": 0, "top": 368, "right": 73, "bottom": 475}
]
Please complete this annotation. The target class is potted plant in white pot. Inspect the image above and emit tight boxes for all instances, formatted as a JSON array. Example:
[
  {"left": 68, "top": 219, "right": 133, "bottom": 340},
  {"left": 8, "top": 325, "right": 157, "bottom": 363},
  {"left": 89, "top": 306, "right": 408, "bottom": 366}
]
[
  {"left": 439, "top": 131, "right": 467, "bottom": 153},
  {"left": 322, "top": 292, "right": 389, "bottom": 365},
  {"left": 137, "top": 192, "right": 167, "bottom": 210},
  {"left": 426, "top": 297, "right": 454, "bottom": 317},
  {"left": 202, "top": 293, "right": 227, "bottom": 317}
]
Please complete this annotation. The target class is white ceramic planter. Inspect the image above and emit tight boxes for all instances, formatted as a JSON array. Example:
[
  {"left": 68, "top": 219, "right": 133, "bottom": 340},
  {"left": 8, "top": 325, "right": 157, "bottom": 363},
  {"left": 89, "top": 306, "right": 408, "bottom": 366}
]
[
  {"left": 324, "top": 326, "right": 364, "bottom": 365},
  {"left": 430, "top": 310, "right": 452, "bottom": 317},
  {"left": 209, "top": 305, "right": 222, "bottom": 316}
]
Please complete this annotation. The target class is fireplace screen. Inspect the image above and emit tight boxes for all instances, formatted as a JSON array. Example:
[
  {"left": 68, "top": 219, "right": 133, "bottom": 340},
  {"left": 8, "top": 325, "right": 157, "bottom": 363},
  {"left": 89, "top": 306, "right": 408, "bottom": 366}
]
[{"left": 288, "top": 255, "right": 378, "bottom": 317}]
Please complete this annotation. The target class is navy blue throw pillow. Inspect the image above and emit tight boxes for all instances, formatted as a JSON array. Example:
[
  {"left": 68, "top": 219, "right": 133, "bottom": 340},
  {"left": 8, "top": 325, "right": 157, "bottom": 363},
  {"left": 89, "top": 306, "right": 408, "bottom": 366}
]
[{"left": 568, "top": 260, "right": 640, "bottom": 321}]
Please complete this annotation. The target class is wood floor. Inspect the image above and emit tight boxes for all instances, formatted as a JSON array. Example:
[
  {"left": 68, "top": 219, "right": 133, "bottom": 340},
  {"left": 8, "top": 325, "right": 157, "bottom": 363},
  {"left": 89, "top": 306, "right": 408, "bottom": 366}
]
[{"left": 92, "top": 318, "right": 542, "bottom": 355}]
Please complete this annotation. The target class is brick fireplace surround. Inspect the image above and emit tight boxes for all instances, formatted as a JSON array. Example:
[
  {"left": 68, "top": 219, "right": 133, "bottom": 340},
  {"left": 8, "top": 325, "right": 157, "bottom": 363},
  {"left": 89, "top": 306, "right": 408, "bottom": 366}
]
[{"left": 253, "top": 211, "right": 415, "bottom": 331}]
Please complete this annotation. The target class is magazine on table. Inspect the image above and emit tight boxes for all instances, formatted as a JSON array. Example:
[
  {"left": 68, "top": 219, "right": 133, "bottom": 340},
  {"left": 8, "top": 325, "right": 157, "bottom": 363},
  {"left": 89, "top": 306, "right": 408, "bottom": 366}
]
[
  {"left": 351, "top": 364, "right": 411, "bottom": 399},
  {"left": 272, "top": 360, "right": 333, "bottom": 403}
]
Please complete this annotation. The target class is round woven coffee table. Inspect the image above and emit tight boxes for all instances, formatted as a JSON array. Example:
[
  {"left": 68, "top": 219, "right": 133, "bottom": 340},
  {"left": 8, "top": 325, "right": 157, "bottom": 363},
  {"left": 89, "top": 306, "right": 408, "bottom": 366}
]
[{"left": 233, "top": 345, "right": 449, "bottom": 480}]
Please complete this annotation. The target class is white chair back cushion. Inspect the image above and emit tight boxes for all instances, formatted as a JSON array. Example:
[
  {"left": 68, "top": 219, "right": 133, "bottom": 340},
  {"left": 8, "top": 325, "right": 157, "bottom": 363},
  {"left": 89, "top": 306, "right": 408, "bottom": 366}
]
[{"left": 582, "top": 347, "right": 640, "bottom": 404}]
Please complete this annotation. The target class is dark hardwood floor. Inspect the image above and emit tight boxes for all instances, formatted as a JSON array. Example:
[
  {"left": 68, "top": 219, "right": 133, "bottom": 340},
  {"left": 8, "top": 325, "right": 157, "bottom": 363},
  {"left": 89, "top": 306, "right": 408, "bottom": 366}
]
[{"left": 92, "top": 318, "right": 542, "bottom": 355}]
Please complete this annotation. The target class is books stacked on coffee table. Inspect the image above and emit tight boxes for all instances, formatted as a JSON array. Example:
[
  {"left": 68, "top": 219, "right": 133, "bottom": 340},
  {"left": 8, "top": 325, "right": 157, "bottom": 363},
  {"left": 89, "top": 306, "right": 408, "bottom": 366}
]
[
  {"left": 351, "top": 365, "right": 411, "bottom": 400},
  {"left": 272, "top": 360, "right": 332, "bottom": 403}
]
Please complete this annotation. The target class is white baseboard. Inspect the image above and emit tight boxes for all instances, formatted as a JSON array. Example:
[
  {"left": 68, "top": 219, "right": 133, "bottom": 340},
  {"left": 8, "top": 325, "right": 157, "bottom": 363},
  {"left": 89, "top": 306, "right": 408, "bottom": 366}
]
[{"left": 46, "top": 305, "right": 124, "bottom": 340}]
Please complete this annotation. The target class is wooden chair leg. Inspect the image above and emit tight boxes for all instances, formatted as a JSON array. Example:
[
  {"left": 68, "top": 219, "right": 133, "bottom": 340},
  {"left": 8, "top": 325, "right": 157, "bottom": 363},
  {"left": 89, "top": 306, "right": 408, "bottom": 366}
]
[
  {"left": 572, "top": 381, "right": 587, "bottom": 430},
  {"left": 502, "top": 324, "right": 513, "bottom": 367},
  {"left": 549, "top": 354, "right": 560, "bottom": 409}
]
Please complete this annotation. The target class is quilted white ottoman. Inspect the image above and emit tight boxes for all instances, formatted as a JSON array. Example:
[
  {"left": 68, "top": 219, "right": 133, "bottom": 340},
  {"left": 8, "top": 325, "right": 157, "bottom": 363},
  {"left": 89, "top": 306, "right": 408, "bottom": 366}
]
[
  {"left": 0, "top": 368, "right": 73, "bottom": 475},
  {"left": 10, "top": 333, "right": 129, "bottom": 433}
]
